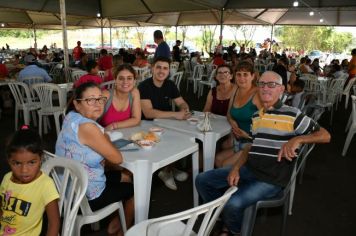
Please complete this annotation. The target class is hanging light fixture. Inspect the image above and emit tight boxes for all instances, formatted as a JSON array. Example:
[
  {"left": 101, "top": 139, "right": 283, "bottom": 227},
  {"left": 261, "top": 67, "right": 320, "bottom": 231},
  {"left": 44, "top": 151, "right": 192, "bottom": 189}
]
[
  {"left": 309, "top": 11, "right": 314, "bottom": 16},
  {"left": 320, "top": 18, "right": 324, "bottom": 23},
  {"left": 96, "top": 13, "right": 101, "bottom": 18},
  {"left": 0, "top": 23, "right": 5, "bottom": 27},
  {"left": 293, "top": 1, "right": 299, "bottom": 7}
]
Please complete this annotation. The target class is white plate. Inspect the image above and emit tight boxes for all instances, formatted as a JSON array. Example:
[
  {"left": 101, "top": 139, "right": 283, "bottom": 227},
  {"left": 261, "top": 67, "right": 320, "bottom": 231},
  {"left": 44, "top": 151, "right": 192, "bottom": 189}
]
[
  {"left": 149, "top": 127, "right": 164, "bottom": 136},
  {"left": 137, "top": 140, "right": 155, "bottom": 150},
  {"left": 106, "top": 130, "right": 123, "bottom": 142}
]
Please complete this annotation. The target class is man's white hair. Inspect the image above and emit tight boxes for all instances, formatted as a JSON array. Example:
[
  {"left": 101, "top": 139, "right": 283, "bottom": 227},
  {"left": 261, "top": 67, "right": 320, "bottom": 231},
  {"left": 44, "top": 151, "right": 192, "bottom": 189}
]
[{"left": 260, "top": 71, "right": 283, "bottom": 84}]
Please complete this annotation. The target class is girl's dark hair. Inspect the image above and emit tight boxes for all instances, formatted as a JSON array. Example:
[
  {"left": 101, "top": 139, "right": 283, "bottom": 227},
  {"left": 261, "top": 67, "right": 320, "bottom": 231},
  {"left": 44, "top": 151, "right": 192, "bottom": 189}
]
[
  {"left": 113, "top": 63, "right": 136, "bottom": 80},
  {"left": 6, "top": 126, "right": 43, "bottom": 158},
  {"left": 66, "top": 82, "right": 99, "bottom": 114},
  {"left": 86, "top": 59, "right": 98, "bottom": 73},
  {"left": 235, "top": 61, "right": 254, "bottom": 74}
]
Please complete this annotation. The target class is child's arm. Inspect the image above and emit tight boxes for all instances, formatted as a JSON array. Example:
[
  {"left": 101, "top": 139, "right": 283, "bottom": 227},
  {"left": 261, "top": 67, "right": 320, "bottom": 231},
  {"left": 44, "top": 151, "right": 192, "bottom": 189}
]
[{"left": 45, "top": 199, "right": 60, "bottom": 236}]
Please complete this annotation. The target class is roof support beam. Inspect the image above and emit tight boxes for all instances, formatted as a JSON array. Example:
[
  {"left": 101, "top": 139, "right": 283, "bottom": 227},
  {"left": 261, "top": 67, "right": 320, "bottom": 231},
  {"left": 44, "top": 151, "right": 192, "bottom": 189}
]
[
  {"left": 39, "top": 0, "right": 50, "bottom": 12},
  {"left": 254, "top": 9, "right": 268, "bottom": 19}
]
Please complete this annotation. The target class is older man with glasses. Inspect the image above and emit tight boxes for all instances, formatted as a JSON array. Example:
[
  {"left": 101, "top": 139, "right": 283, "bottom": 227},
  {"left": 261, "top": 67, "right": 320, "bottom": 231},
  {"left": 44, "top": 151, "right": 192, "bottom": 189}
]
[{"left": 195, "top": 71, "right": 331, "bottom": 235}]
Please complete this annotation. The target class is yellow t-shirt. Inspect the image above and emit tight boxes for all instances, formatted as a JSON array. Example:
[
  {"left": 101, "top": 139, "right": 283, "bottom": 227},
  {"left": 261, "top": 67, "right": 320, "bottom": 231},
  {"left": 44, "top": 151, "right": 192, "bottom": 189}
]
[{"left": 0, "top": 172, "right": 59, "bottom": 236}]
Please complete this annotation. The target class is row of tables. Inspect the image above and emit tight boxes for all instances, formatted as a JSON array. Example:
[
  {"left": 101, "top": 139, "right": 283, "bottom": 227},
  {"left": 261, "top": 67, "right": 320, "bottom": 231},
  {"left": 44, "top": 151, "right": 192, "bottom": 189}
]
[{"left": 118, "top": 112, "right": 231, "bottom": 223}]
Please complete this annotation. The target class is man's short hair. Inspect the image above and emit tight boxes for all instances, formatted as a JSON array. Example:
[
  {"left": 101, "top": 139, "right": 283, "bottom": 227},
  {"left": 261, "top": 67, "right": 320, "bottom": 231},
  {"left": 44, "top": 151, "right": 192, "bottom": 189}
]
[
  {"left": 351, "top": 48, "right": 356, "bottom": 56},
  {"left": 261, "top": 71, "right": 283, "bottom": 84},
  {"left": 153, "top": 30, "right": 163, "bottom": 39},
  {"left": 176, "top": 40, "right": 181, "bottom": 44},
  {"left": 153, "top": 56, "right": 171, "bottom": 65},
  {"left": 24, "top": 54, "right": 36, "bottom": 65}
]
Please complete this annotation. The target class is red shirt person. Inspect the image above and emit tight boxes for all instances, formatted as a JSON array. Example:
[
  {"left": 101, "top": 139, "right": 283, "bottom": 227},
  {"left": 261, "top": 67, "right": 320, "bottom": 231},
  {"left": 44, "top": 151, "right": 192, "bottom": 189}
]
[{"left": 73, "top": 41, "right": 84, "bottom": 61}]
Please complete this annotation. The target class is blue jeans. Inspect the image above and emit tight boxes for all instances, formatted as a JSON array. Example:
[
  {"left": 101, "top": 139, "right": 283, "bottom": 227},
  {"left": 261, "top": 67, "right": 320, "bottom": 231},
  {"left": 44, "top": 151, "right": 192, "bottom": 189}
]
[{"left": 195, "top": 166, "right": 282, "bottom": 233}]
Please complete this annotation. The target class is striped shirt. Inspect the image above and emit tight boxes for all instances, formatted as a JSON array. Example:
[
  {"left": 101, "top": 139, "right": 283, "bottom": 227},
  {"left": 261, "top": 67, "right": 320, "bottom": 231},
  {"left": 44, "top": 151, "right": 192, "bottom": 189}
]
[{"left": 246, "top": 102, "right": 319, "bottom": 187}]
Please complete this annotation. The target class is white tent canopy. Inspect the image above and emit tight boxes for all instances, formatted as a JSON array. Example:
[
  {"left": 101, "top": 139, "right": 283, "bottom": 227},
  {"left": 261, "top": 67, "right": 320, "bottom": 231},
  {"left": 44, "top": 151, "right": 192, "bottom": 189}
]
[{"left": 0, "top": 0, "right": 355, "bottom": 28}]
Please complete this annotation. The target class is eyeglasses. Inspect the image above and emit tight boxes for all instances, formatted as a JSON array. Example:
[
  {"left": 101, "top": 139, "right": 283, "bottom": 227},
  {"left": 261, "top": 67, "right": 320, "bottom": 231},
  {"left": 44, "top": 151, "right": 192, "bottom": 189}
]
[
  {"left": 257, "top": 81, "right": 282, "bottom": 88},
  {"left": 76, "top": 97, "right": 107, "bottom": 106},
  {"left": 217, "top": 71, "right": 231, "bottom": 75}
]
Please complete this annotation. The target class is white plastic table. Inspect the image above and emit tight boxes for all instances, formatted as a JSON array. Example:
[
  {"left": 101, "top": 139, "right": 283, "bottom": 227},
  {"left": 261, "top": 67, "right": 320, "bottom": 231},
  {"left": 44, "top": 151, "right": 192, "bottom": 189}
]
[
  {"left": 118, "top": 121, "right": 199, "bottom": 224},
  {"left": 154, "top": 111, "right": 231, "bottom": 171}
]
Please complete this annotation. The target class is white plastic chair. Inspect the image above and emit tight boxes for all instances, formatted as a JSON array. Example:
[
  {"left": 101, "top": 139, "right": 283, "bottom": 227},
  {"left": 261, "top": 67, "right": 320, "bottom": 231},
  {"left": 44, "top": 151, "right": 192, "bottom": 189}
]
[
  {"left": 342, "top": 95, "right": 356, "bottom": 156},
  {"left": 170, "top": 62, "right": 180, "bottom": 75},
  {"left": 241, "top": 144, "right": 314, "bottom": 236},
  {"left": 183, "top": 60, "right": 192, "bottom": 78},
  {"left": 74, "top": 194, "right": 127, "bottom": 236},
  {"left": 71, "top": 70, "right": 87, "bottom": 82},
  {"left": 32, "top": 83, "right": 66, "bottom": 136},
  {"left": 21, "top": 76, "right": 44, "bottom": 86},
  {"left": 341, "top": 77, "right": 356, "bottom": 109},
  {"left": 126, "top": 186, "right": 237, "bottom": 236},
  {"left": 171, "top": 71, "right": 184, "bottom": 91},
  {"left": 186, "top": 64, "right": 204, "bottom": 94},
  {"left": 133, "top": 66, "right": 151, "bottom": 83},
  {"left": 100, "top": 80, "right": 116, "bottom": 90},
  {"left": 42, "top": 155, "right": 88, "bottom": 236},
  {"left": 7, "top": 81, "right": 40, "bottom": 130},
  {"left": 198, "top": 69, "right": 217, "bottom": 98},
  {"left": 98, "top": 70, "right": 106, "bottom": 79}
]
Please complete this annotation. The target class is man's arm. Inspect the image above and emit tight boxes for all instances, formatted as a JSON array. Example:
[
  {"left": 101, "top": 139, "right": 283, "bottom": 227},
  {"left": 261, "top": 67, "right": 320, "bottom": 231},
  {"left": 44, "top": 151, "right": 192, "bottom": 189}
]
[
  {"left": 141, "top": 99, "right": 188, "bottom": 119},
  {"left": 227, "top": 144, "right": 252, "bottom": 186},
  {"left": 174, "top": 96, "right": 189, "bottom": 112},
  {"left": 278, "top": 127, "right": 331, "bottom": 161}
]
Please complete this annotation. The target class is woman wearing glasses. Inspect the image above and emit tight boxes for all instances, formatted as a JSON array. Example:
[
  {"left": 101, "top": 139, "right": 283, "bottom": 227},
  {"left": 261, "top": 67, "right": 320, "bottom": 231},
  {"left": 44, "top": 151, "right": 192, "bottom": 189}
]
[
  {"left": 215, "top": 61, "right": 262, "bottom": 168},
  {"left": 99, "top": 64, "right": 141, "bottom": 130},
  {"left": 203, "top": 64, "right": 235, "bottom": 116},
  {"left": 56, "top": 82, "right": 134, "bottom": 236}
]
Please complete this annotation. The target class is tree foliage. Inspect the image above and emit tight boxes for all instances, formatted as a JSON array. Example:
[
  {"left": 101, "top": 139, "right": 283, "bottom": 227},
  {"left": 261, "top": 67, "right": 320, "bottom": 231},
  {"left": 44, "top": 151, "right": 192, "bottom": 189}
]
[
  {"left": 275, "top": 26, "right": 353, "bottom": 53},
  {"left": 134, "top": 27, "right": 146, "bottom": 48},
  {"left": 200, "top": 25, "right": 217, "bottom": 53},
  {"left": 0, "top": 29, "right": 46, "bottom": 38}
]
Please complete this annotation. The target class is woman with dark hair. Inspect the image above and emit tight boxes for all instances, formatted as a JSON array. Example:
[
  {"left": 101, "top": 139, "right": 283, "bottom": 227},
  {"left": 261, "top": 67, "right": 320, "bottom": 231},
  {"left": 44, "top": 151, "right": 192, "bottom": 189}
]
[
  {"left": 99, "top": 64, "right": 141, "bottom": 130},
  {"left": 215, "top": 61, "right": 262, "bottom": 168},
  {"left": 56, "top": 82, "right": 134, "bottom": 236},
  {"left": 203, "top": 64, "right": 235, "bottom": 116}
]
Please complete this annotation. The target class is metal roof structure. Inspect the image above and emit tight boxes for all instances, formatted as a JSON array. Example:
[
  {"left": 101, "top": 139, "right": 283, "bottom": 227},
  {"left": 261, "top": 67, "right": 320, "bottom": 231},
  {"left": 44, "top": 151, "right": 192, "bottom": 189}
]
[{"left": 0, "top": 0, "right": 355, "bottom": 28}]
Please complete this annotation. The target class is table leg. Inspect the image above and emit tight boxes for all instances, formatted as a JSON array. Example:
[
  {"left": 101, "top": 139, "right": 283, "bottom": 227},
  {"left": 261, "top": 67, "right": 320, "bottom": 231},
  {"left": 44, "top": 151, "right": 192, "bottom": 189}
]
[
  {"left": 132, "top": 162, "right": 153, "bottom": 224},
  {"left": 203, "top": 132, "right": 216, "bottom": 171},
  {"left": 192, "top": 149, "right": 199, "bottom": 207}
]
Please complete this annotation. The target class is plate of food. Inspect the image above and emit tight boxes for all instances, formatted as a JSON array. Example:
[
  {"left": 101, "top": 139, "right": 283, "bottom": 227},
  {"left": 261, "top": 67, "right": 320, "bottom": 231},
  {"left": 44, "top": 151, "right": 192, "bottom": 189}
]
[
  {"left": 136, "top": 140, "right": 155, "bottom": 150},
  {"left": 149, "top": 127, "right": 164, "bottom": 136},
  {"left": 130, "top": 131, "right": 160, "bottom": 142}
]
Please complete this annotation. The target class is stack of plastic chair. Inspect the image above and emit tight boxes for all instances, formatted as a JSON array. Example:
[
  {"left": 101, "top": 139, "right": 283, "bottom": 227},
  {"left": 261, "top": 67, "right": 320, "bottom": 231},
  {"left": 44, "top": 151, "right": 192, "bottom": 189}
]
[
  {"left": 241, "top": 144, "right": 315, "bottom": 236},
  {"left": 170, "top": 61, "right": 180, "bottom": 75},
  {"left": 342, "top": 95, "right": 356, "bottom": 156},
  {"left": 125, "top": 186, "right": 237, "bottom": 236},
  {"left": 32, "top": 83, "right": 66, "bottom": 136},
  {"left": 8, "top": 81, "right": 41, "bottom": 130},
  {"left": 183, "top": 60, "right": 193, "bottom": 78},
  {"left": 42, "top": 154, "right": 88, "bottom": 236},
  {"left": 98, "top": 70, "right": 106, "bottom": 79}
]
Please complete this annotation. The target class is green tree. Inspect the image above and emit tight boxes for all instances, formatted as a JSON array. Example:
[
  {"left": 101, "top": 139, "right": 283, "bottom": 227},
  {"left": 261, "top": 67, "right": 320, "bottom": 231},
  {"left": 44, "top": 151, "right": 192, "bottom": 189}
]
[
  {"left": 200, "top": 25, "right": 217, "bottom": 53},
  {"left": 134, "top": 27, "right": 146, "bottom": 48},
  {"left": 275, "top": 26, "right": 353, "bottom": 53}
]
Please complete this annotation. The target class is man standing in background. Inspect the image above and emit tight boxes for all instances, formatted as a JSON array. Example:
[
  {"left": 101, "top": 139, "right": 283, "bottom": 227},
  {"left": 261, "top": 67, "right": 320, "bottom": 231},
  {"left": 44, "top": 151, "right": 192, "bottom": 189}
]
[
  {"left": 172, "top": 40, "right": 182, "bottom": 62},
  {"left": 73, "top": 41, "right": 84, "bottom": 61},
  {"left": 153, "top": 30, "right": 171, "bottom": 60}
]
